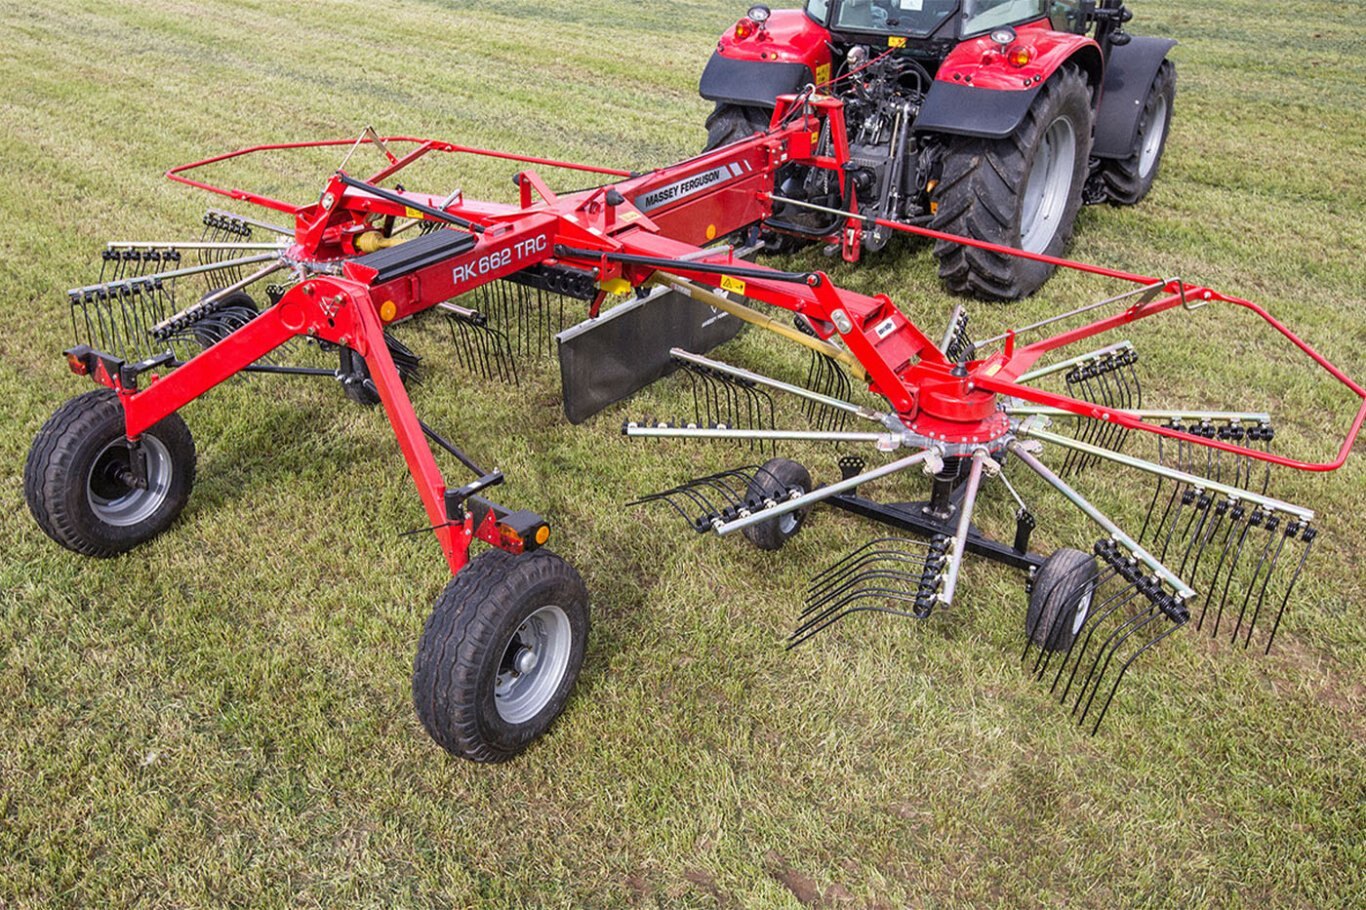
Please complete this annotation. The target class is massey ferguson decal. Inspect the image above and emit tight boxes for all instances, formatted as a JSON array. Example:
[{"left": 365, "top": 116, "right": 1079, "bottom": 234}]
[{"left": 634, "top": 164, "right": 740, "bottom": 213}]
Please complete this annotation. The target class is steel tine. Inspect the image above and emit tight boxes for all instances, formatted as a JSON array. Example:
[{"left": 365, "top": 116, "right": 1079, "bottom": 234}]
[
  {"left": 1229, "top": 514, "right": 1279, "bottom": 644},
  {"left": 1210, "top": 510, "right": 1263, "bottom": 638},
  {"left": 806, "top": 547, "right": 934, "bottom": 601},
  {"left": 1056, "top": 585, "right": 1143, "bottom": 704},
  {"left": 790, "top": 598, "right": 929, "bottom": 648},
  {"left": 1073, "top": 606, "right": 1163, "bottom": 724},
  {"left": 1241, "top": 518, "right": 1293, "bottom": 649},
  {"left": 1175, "top": 492, "right": 1215, "bottom": 579},
  {"left": 803, "top": 562, "right": 934, "bottom": 616},
  {"left": 808, "top": 537, "right": 925, "bottom": 588},
  {"left": 1263, "top": 526, "right": 1316, "bottom": 654},
  {"left": 797, "top": 576, "right": 926, "bottom": 633},
  {"left": 1194, "top": 502, "right": 1243, "bottom": 630},
  {"left": 1088, "top": 616, "right": 1185, "bottom": 734}
]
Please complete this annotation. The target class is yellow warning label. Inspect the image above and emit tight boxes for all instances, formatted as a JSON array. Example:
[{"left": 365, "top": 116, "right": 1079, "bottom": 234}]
[
  {"left": 814, "top": 62, "right": 831, "bottom": 85},
  {"left": 984, "top": 362, "right": 1002, "bottom": 377},
  {"left": 405, "top": 206, "right": 422, "bottom": 219},
  {"left": 619, "top": 210, "right": 640, "bottom": 223},
  {"left": 720, "top": 275, "right": 747, "bottom": 296},
  {"left": 888, "top": 36, "right": 907, "bottom": 48}
]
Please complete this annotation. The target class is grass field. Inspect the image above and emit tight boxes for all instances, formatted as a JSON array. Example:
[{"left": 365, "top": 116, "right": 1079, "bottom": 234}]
[{"left": 2, "top": 1, "right": 1364, "bottom": 907}]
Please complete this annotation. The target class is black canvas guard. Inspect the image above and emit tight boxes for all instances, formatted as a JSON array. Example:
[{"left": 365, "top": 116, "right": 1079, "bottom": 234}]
[{"left": 556, "top": 286, "right": 743, "bottom": 424}]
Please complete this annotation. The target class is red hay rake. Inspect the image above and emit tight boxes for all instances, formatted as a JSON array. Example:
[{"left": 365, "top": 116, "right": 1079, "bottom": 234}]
[{"left": 27, "top": 99, "right": 1365, "bottom": 760}]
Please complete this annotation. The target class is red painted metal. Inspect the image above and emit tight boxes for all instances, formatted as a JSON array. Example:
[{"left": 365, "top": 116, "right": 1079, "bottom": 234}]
[
  {"left": 934, "top": 20, "right": 1103, "bottom": 93},
  {"left": 713, "top": 8, "right": 833, "bottom": 77},
  {"left": 80, "top": 95, "right": 1361, "bottom": 578}
]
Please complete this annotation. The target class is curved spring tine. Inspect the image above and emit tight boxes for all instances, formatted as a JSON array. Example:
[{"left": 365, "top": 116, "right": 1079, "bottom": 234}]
[
  {"left": 1175, "top": 494, "right": 1216, "bottom": 579},
  {"left": 1229, "top": 521, "right": 1280, "bottom": 644},
  {"left": 802, "top": 567, "right": 932, "bottom": 620},
  {"left": 1087, "top": 615, "right": 1185, "bottom": 734},
  {"left": 808, "top": 537, "right": 932, "bottom": 588},
  {"left": 1195, "top": 506, "right": 1244, "bottom": 631},
  {"left": 1074, "top": 607, "right": 1167, "bottom": 724},
  {"left": 806, "top": 545, "right": 935, "bottom": 599},
  {"left": 789, "top": 592, "right": 930, "bottom": 648},
  {"left": 1211, "top": 513, "right": 1260, "bottom": 638},
  {"left": 1241, "top": 525, "right": 1293, "bottom": 649},
  {"left": 1263, "top": 530, "right": 1314, "bottom": 654},
  {"left": 1052, "top": 585, "right": 1142, "bottom": 701}
]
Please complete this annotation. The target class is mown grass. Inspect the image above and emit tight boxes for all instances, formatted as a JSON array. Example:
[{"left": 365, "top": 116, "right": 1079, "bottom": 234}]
[{"left": 1, "top": 1, "right": 1364, "bottom": 907}]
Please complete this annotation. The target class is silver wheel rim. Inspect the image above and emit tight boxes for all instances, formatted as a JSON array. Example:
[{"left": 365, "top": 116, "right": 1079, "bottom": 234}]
[
  {"left": 1019, "top": 116, "right": 1077, "bottom": 254},
  {"left": 86, "top": 436, "right": 173, "bottom": 527},
  {"left": 1138, "top": 94, "right": 1168, "bottom": 179},
  {"left": 1072, "top": 587, "right": 1094, "bottom": 635},
  {"left": 777, "top": 508, "right": 800, "bottom": 536},
  {"left": 494, "top": 605, "right": 572, "bottom": 724}
]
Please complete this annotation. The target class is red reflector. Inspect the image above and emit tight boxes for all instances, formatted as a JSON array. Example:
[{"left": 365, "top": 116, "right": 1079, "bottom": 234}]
[
  {"left": 66, "top": 353, "right": 89, "bottom": 376},
  {"left": 734, "top": 19, "right": 755, "bottom": 40}
]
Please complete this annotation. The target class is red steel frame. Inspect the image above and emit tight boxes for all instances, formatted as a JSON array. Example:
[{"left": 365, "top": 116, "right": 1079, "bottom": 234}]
[{"left": 79, "top": 95, "right": 1364, "bottom": 579}]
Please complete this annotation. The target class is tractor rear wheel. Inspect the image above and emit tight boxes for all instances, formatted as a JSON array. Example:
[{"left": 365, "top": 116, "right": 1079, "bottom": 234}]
[
  {"left": 742, "top": 457, "right": 813, "bottom": 551},
  {"left": 1096, "top": 60, "right": 1176, "bottom": 205},
  {"left": 703, "top": 103, "right": 770, "bottom": 151},
  {"left": 24, "top": 389, "right": 196, "bottom": 557},
  {"left": 1026, "top": 547, "right": 1098, "bottom": 651},
  {"left": 413, "top": 549, "right": 589, "bottom": 762},
  {"left": 931, "top": 66, "right": 1094, "bottom": 300}
]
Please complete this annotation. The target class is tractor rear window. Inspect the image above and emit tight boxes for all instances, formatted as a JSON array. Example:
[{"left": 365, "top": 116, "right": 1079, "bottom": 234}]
[
  {"left": 833, "top": 0, "right": 960, "bottom": 36},
  {"left": 960, "top": 0, "right": 1049, "bottom": 36}
]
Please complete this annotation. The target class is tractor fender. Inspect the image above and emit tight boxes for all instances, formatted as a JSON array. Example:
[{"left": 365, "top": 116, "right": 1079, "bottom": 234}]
[
  {"left": 1092, "top": 36, "right": 1178, "bottom": 159},
  {"left": 915, "top": 25, "right": 1103, "bottom": 140},
  {"left": 699, "top": 9, "right": 834, "bottom": 109}
]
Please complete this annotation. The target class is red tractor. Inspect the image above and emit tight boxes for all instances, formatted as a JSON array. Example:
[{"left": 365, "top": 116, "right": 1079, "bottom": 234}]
[{"left": 699, "top": 1, "right": 1176, "bottom": 299}]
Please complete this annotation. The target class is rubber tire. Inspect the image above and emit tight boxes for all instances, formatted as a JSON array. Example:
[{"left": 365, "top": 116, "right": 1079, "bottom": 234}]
[
  {"left": 1026, "top": 547, "right": 1099, "bottom": 652},
  {"left": 931, "top": 66, "right": 1094, "bottom": 300},
  {"left": 741, "top": 458, "right": 813, "bottom": 552},
  {"left": 1096, "top": 60, "right": 1176, "bottom": 205},
  {"left": 24, "top": 388, "right": 196, "bottom": 558},
  {"left": 413, "top": 549, "right": 589, "bottom": 763},
  {"left": 704, "top": 103, "right": 770, "bottom": 152}
]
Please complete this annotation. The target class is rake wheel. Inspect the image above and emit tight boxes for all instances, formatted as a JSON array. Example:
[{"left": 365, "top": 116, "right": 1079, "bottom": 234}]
[
  {"left": 742, "top": 457, "right": 812, "bottom": 551},
  {"left": 412, "top": 549, "right": 589, "bottom": 763},
  {"left": 24, "top": 389, "right": 196, "bottom": 557},
  {"left": 1026, "top": 547, "right": 1098, "bottom": 652}
]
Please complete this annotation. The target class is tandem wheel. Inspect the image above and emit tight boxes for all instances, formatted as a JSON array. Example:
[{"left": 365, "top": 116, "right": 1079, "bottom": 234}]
[
  {"left": 25, "top": 388, "right": 196, "bottom": 557},
  {"left": 412, "top": 548, "right": 589, "bottom": 763},
  {"left": 1026, "top": 547, "right": 1099, "bottom": 652},
  {"left": 742, "top": 457, "right": 813, "bottom": 552}
]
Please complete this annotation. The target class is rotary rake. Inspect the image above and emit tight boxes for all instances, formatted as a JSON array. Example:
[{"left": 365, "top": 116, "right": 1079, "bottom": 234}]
[{"left": 24, "top": 94, "right": 1365, "bottom": 762}]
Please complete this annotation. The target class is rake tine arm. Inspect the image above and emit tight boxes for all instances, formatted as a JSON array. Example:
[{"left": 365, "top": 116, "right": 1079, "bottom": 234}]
[
  {"left": 1006, "top": 441, "right": 1195, "bottom": 600},
  {"left": 712, "top": 449, "right": 942, "bottom": 538}
]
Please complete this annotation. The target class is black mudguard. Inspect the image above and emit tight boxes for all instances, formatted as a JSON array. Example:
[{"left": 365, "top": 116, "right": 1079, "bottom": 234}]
[
  {"left": 913, "top": 82, "right": 1043, "bottom": 139},
  {"left": 699, "top": 52, "right": 813, "bottom": 109},
  {"left": 1092, "top": 36, "right": 1178, "bottom": 159}
]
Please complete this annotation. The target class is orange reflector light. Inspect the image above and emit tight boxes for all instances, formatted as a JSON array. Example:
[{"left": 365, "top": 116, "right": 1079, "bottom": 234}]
[
  {"left": 535, "top": 525, "right": 550, "bottom": 546},
  {"left": 66, "top": 352, "right": 89, "bottom": 376},
  {"left": 1007, "top": 45, "right": 1035, "bottom": 67},
  {"left": 379, "top": 299, "right": 398, "bottom": 322},
  {"left": 734, "top": 18, "right": 755, "bottom": 40}
]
